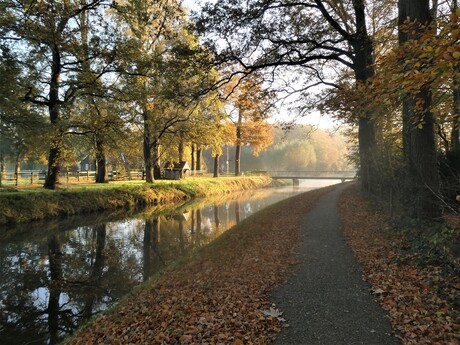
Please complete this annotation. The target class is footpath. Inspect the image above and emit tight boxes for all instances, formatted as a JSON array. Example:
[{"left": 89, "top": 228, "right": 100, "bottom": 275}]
[
  {"left": 68, "top": 184, "right": 414, "bottom": 345},
  {"left": 271, "top": 184, "right": 401, "bottom": 345}
]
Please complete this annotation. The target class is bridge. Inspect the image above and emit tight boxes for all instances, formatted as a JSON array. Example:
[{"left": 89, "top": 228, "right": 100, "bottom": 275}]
[{"left": 266, "top": 171, "right": 357, "bottom": 184}]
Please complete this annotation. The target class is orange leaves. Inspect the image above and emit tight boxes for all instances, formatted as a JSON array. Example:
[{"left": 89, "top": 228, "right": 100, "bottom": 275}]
[
  {"left": 363, "top": 10, "right": 460, "bottom": 126},
  {"left": 68, "top": 187, "right": 335, "bottom": 345},
  {"left": 339, "top": 187, "right": 459, "bottom": 345}
]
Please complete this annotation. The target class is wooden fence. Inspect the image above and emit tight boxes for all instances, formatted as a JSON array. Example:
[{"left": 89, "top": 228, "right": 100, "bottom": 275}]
[
  {"left": 0, "top": 170, "right": 146, "bottom": 187},
  {"left": 0, "top": 169, "right": 215, "bottom": 187}
]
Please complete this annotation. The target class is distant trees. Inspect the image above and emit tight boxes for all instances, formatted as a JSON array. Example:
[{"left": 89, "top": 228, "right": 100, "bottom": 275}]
[{"left": 230, "top": 126, "right": 351, "bottom": 172}]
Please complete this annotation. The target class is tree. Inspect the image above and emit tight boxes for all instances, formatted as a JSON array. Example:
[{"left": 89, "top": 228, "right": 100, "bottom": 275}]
[
  {"left": 75, "top": 7, "right": 115, "bottom": 184},
  {"left": 230, "top": 125, "right": 352, "bottom": 172},
  {"left": 114, "top": 0, "right": 215, "bottom": 182},
  {"left": 175, "top": 92, "right": 229, "bottom": 177},
  {"left": 2, "top": 0, "right": 116, "bottom": 189},
  {"left": 0, "top": 43, "right": 47, "bottom": 178},
  {"left": 398, "top": 0, "right": 441, "bottom": 220},
  {"left": 448, "top": 2, "right": 460, "bottom": 153},
  {"left": 197, "top": 0, "right": 379, "bottom": 189},
  {"left": 225, "top": 74, "right": 273, "bottom": 176}
]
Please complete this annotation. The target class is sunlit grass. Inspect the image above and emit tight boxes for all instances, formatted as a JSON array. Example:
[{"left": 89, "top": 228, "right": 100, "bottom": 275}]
[{"left": 0, "top": 176, "right": 277, "bottom": 224}]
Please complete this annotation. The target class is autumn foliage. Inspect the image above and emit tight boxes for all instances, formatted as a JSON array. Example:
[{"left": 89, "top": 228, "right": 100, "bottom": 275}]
[
  {"left": 68, "top": 187, "right": 336, "bottom": 344},
  {"left": 340, "top": 187, "right": 459, "bottom": 345}
]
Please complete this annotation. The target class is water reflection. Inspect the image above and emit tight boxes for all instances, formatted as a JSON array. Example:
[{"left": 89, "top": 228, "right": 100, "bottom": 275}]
[{"left": 0, "top": 182, "right": 338, "bottom": 344}]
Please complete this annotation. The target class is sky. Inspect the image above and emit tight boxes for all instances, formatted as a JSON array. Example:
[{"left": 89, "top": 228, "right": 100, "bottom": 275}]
[{"left": 182, "top": 0, "right": 338, "bottom": 130}]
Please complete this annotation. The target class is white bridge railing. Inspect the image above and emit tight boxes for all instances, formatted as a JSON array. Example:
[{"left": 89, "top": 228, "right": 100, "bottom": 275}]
[{"left": 267, "top": 171, "right": 357, "bottom": 179}]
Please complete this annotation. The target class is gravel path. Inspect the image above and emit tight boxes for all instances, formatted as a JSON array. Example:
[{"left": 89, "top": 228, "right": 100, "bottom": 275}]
[{"left": 271, "top": 184, "right": 400, "bottom": 345}]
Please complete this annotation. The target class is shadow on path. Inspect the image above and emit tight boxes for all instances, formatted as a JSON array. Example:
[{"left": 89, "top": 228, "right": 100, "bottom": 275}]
[{"left": 271, "top": 184, "right": 400, "bottom": 345}]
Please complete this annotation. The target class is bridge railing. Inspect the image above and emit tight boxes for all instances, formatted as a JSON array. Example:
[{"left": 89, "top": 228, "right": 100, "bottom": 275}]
[{"left": 266, "top": 171, "right": 357, "bottom": 179}]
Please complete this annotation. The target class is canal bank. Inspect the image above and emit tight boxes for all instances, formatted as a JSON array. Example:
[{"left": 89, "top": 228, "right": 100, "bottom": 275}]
[
  {"left": 0, "top": 176, "right": 279, "bottom": 225},
  {"left": 1, "top": 181, "right": 341, "bottom": 344},
  {"left": 63, "top": 184, "right": 340, "bottom": 345}
]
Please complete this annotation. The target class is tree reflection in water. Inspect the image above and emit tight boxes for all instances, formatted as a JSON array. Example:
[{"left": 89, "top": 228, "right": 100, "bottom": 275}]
[{"left": 0, "top": 186, "right": 310, "bottom": 344}]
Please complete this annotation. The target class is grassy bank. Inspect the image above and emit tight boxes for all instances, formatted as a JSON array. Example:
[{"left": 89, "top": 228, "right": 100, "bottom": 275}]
[{"left": 0, "top": 176, "right": 278, "bottom": 224}]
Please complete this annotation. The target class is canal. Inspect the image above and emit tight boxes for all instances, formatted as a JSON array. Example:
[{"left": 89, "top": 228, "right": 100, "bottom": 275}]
[{"left": 0, "top": 180, "right": 339, "bottom": 344}]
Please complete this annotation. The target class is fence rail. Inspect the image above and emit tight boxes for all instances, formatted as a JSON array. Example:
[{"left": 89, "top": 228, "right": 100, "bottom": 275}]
[
  {"left": 0, "top": 169, "right": 150, "bottom": 187},
  {"left": 0, "top": 169, "right": 285, "bottom": 187},
  {"left": 0, "top": 169, "right": 225, "bottom": 187},
  {"left": 267, "top": 170, "right": 357, "bottom": 179}
]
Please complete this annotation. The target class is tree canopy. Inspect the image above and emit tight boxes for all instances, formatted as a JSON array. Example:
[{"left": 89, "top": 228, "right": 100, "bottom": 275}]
[
  {"left": 196, "top": 0, "right": 460, "bottom": 221},
  {"left": 1, "top": 0, "right": 459, "bottom": 222}
]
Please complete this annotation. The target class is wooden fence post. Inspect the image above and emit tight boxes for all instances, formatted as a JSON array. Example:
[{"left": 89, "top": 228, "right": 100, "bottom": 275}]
[
  {"left": 15, "top": 172, "right": 18, "bottom": 186},
  {"left": 30, "top": 172, "right": 33, "bottom": 185}
]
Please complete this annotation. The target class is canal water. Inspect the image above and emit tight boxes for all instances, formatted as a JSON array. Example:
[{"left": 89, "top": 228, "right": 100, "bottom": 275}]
[{"left": 0, "top": 180, "right": 339, "bottom": 344}]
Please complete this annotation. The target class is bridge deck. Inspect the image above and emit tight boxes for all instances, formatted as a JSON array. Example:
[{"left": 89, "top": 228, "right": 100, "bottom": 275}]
[
  {"left": 267, "top": 171, "right": 356, "bottom": 180},
  {"left": 271, "top": 176, "right": 355, "bottom": 180}
]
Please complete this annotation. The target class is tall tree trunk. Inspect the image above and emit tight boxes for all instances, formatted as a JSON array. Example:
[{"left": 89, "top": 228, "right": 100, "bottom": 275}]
[
  {"left": 95, "top": 136, "right": 107, "bottom": 183},
  {"left": 351, "top": 0, "right": 377, "bottom": 193},
  {"left": 213, "top": 154, "right": 219, "bottom": 177},
  {"left": 0, "top": 152, "right": 4, "bottom": 174},
  {"left": 191, "top": 143, "right": 195, "bottom": 173},
  {"left": 235, "top": 112, "right": 243, "bottom": 176},
  {"left": 451, "top": 84, "right": 460, "bottom": 151},
  {"left": 178, "top": 131, "right": 184, "bottom": 162},
  {"left": 452, "top": 0, "right": 460, "bottom": 152},
  {"left": 196, "top": 146, "right": 202, "bottom": 171},
  {"left": 0, "top": 152, "right": 4, "bottom": 185},
  {"left": 399, "top": 0, "right": 441, "bottom": 220},
  {"left": 44, "top": 49, "right": 62, "bottom": 190},
  {"left": 143, "top": 116, "right": 154, "bottom": 183},
  {"left": 153, "top": 139, "right": 162, "bottom": 180},
  {"left": 14, "top": 153, "right": 20, "bottom": 177},
  {"left": 235, "top": 144, "right": 241, "bottom": 176}
]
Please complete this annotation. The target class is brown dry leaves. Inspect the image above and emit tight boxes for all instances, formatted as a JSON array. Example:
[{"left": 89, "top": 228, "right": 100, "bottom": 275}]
[
  {"left": 68, "top": 187, "right": 336, "bottom": 345},
  {"left": 339, "top": 187, "right": 459, "bottom": 345}
]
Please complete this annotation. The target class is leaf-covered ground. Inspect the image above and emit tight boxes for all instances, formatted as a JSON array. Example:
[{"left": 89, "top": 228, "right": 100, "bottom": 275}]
[
  {"left": 67, "top": 186, "right": 336, "bottom": 345},
  {"left": 339, "top": 187, "right": 459, "bottom": 345},
  {"left": 68, "top": 184, "right": 459, "bottom": 344}
]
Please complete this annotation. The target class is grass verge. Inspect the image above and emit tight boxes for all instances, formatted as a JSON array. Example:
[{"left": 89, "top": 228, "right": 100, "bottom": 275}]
[{"left": 0, "top": 176, "right": 279, "bottom": 225}]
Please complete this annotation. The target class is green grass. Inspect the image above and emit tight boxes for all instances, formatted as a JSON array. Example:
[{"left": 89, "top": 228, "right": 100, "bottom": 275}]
[{"left": 0, "top": 176, "right": 279, "bottom": 224}]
